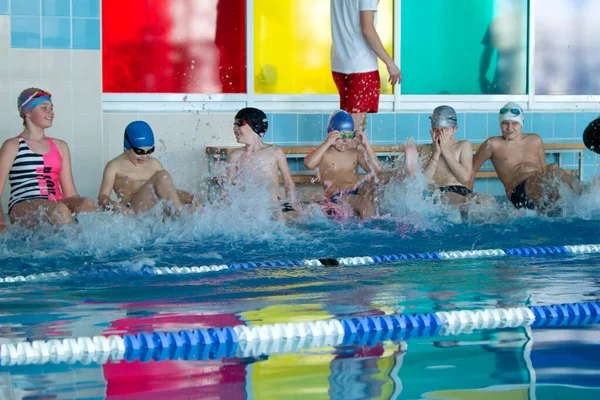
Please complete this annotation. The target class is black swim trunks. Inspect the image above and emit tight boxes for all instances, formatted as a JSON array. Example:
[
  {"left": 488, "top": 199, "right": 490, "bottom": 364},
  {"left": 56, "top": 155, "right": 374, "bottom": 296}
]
[
  {"left": 510, "top": 179, "right": 536, "bottom": 210},
  {"left": 278, "top": 197, "right": 295, "bottom": 213},
  {"left": 324, "top": 189, "right": 360, "bottom": 216},
  {"left": 281, "top": 202, "right": 295, "bottom": 213},
  {"left": 439, "top": 185, "right": 472, "bottom": 197}
]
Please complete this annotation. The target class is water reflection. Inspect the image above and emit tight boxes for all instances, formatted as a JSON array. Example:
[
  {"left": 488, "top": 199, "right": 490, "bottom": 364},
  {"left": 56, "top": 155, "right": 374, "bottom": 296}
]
[
  {"left": 536, "top": 0, "right": 600, "bottom": 95},
  {"left": 479, "top": 0, "right": 528, "bottom": 94},
  {"left": 3, "top": 325, "right": 600, "bottom": 399}
]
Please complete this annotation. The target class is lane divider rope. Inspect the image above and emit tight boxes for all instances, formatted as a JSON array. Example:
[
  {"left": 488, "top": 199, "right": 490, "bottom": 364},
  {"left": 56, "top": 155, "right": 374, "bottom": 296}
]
[
  {"left": 3, "top": 244, "right": 600, "bottom": 283},
  {"left": 1, "top": 301, "right": 598, "bottom": 366}
]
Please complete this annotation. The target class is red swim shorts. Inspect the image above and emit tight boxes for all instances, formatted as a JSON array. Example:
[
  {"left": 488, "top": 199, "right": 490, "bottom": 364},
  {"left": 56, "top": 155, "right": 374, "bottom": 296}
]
[{"left": 332, "top": 70, "right": 381, "bottom": 114}]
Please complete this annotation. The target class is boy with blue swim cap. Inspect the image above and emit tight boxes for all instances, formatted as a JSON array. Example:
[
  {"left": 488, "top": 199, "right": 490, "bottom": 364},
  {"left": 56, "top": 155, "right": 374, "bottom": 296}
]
[
  {"left": 304, "top": 110, "right": 381, "bottom": 218},
  {"left": 98, "top": 121, "right": 199, "bottom": 215}
]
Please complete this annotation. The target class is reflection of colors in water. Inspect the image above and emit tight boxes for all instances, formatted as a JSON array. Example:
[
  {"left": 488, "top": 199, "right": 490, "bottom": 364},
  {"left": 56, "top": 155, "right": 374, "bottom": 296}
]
[{"left": 2, "top": 185, "right": 600, "bottom": 397}]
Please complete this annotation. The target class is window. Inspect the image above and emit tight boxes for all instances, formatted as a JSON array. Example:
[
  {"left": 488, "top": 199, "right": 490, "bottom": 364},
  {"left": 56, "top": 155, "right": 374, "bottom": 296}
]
[
  {"left": 401, "top": 0, "right": 528, "bottom": 95},
  {"left": 253, "top": 0, "right": 394, "bottom": 95},
  {"left": 102, "top": 0, "right": 246, "bottom": 93},
  {"left": 535, "top": 0, "right": 600, "bottom": 95}
]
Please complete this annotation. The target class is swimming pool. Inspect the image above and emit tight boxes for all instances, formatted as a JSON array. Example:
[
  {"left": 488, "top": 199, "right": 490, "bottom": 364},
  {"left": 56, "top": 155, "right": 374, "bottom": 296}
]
[{"left": 1, "top": 192, "right": 600, "bottom": 399}]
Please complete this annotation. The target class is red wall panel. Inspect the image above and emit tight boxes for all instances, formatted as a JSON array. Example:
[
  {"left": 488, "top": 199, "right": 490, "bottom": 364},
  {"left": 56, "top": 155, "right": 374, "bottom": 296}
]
[{"left": 102, "top": 0, "right": 246, "bottom": 93}]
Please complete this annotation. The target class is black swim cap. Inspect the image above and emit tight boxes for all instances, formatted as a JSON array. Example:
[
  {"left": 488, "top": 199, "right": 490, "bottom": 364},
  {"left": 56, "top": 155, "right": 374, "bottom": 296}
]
[
  {"left": 235, "top": 107, "right": 268, "bottom": 136},
  {"left": 583, "top": 117, "right": 600, "bottom": 154}
]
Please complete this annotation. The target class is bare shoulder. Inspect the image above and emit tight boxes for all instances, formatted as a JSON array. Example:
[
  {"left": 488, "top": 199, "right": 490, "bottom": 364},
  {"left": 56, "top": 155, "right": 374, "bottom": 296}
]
[
  {"left": 485, "top": 135, "right": 505, "bottom": 148},
  {"left": 228, "top": 147, "right": 244, "bottom": 160},
  {"left": 0, "top": 138, "right": 20, "bottom": 161},
  {"left": 268, "top": 144, "right": 286, "bottom": 157},
  {"left": 523, "top": 133, "right": 543, "bottom": 143},
  {"left": 104, "top": 155, "right": 124, "bottom": 170},
  {"left": 51, "top": 137, "right": 69, "bottom": 148},
  {"left": 147, "top": 157, "right": 164, "bottom": 171},
  {"left": 0, "top": 137, "right": 20, "bottom": 150},
  {"left": 458, "top": 139, "right": 472, "bottom": 150}
]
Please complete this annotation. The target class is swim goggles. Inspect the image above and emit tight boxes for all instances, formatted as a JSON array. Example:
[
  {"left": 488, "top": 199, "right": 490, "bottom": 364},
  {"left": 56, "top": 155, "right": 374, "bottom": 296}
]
[
  {"left": 233, "top": 119, "right": 247, "bottom": 127},
  {"left": 500, "top": 107, "right": 521, "bottom": 115},
  {"left": 339, "top": 132, "right": 356, "bottom": 139},
  {"left": 19, "top": 90, "right": 52, "bottom": 110},
  {"left": 124, "top": 134, "right": 155, "bottom": 155}
]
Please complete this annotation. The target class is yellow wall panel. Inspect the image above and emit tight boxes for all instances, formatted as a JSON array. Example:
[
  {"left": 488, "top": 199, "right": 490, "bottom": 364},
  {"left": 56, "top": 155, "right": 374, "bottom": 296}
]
[{"left": 254, "top": 0, "right": 394, "bottom": 94}]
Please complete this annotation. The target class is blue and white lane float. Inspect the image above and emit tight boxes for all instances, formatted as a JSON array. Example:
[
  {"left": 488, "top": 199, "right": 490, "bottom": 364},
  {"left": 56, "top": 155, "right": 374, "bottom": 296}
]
[
  {"left": 1, "top": 301, "right": 598, "bottom": 366},
  {"left": 2, "top": 244, "right": 600, "bottom": 283}
]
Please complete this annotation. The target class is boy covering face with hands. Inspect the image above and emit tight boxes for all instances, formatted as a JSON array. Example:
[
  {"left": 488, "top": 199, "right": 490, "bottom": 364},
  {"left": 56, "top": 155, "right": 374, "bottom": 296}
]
[{"left": 419, "top": 106, "right": 479, "bottom": 205}]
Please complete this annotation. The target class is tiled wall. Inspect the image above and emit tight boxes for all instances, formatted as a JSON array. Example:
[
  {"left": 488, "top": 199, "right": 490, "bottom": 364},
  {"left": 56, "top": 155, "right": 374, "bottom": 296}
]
[
  {"left": 0, "top": 0, "right": 102, "bottom": 211},
  {"left": 6, "top": 0, "right": 100, "bottom": 50}
]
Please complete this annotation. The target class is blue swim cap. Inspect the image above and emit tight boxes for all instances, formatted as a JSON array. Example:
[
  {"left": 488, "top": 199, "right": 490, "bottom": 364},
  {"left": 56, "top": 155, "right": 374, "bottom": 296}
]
[
  {"left": 327, "top": 110, "right": 354, "bottom": 133},
  {"left": 124, "top": 121, "right": 154, "bottom": 149}
]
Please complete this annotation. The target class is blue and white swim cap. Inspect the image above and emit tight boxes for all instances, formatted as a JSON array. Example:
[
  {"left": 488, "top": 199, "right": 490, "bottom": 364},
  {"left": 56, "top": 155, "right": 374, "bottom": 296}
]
[
  {"left": 327, "top": 110, "right": 354, "bottom": 132},
  {"left": 124, "top": 121, "right": 155, "bottom": 149},
  {"left": 499, "top": 102, "right": 524, "bottom": 126}
]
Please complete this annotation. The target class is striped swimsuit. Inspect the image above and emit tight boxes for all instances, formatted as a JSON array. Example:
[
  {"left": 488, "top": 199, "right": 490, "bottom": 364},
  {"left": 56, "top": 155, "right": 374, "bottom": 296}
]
[{"left": 8, "top": 136, "right": 64, "bottom": 214}]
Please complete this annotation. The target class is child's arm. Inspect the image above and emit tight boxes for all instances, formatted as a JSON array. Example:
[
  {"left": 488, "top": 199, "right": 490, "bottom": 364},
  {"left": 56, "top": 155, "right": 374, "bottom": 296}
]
[
  {"left": 533, "top": 135, "right": 547, "bottom": 168},
  {"left": 356, "top": 132, "right": 382, "bottom": 173},
  {"left": 469, "top": 138, "right": 494, "bottom": 189},
  {"left": 225, "top": 151, "right": 241, "bottom": 183},
  {"left": 275, "top": 148, "right": 297, "bottom": 207},
  {"left": 222, "top": 151, "right": 241, "bottom": 199},
  {"left": 422, "top": 136, "right": 441, "bottom": 180},
  {"left": 98, "top": 161, "right": 129, "bottom": 213},
  {"left": 0, "top": 139, "right": 18, "bottom": 232},
  {"left": 55, "top": 140, "right": 80, "bottom": 198},
  {"left": 304, "top": 131, "right": 341, "bottom": 169}
]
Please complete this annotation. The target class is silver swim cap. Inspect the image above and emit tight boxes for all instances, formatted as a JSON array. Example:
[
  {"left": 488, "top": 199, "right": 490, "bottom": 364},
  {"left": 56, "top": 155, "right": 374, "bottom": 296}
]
[{"left": 430, "top": 105, "right": 458, "bottom": 128}]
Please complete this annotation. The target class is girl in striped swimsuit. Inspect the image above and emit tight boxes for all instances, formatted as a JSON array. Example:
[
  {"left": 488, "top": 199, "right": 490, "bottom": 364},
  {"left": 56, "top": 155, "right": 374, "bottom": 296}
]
[{"left": 0, "top": 88, "right": 96, "bottom": 231}]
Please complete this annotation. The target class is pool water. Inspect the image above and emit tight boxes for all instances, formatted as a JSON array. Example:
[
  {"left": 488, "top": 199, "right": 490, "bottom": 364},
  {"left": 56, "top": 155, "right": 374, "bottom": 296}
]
[{"left": 1, "top": 189, "right": 600, "bottom": 399}]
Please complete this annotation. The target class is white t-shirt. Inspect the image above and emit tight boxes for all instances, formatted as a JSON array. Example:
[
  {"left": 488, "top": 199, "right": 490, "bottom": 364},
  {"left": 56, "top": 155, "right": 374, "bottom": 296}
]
[{"left": 330, "top": 0, "right": 379, "bottom": 74}]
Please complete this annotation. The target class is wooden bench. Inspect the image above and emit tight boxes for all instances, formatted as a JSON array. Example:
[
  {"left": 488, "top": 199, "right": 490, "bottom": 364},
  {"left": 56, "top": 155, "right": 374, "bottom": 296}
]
[{"left": 206, "top": 143, "right": 586, "bottom": 183}]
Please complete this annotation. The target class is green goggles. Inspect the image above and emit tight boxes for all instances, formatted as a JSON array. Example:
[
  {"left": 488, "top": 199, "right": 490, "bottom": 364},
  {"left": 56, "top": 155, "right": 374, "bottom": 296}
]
[{"left": 339, "top": 132, "right": 356, "bottom": 139}]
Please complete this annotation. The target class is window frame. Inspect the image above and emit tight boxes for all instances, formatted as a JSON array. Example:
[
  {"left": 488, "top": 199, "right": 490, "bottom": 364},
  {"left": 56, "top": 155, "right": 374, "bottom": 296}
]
[{"left": 102, "top": 0, "right": 600, "bottom": 114}]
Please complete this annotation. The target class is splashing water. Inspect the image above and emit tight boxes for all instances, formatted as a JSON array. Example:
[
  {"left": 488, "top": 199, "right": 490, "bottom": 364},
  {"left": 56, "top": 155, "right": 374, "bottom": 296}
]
[
  {"left": 2, "top": 169, "right": 600, "bottom": 280},
  {"left": 377, "top": 166, "right": 454, "bottom": 231}
]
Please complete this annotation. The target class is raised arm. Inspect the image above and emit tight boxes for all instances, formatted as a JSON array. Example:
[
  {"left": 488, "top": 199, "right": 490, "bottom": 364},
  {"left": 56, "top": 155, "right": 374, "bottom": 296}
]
[
  {"left": 55, "top": 140, "right": 79, "bottom": 198},
  {"left": 304, "top": 131, "right": 340, "bottom": 170},
  {"left": 469, "top": 139, "right": 494, "bottom": 189},
  {"left": 360, "top": 10, "right": 401, "bottom": 85},
  {"left": 0, "top": 139, "right": 19, "bottom": 232},
  {"left": 276, "top": 148, "right": 297, "bottom": 207},
  {"left": 422, "top": 139, "right": 441, "bottom": 181},
  {"left": 356, "top": 132, "right": 382, "bottom": 173}
]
